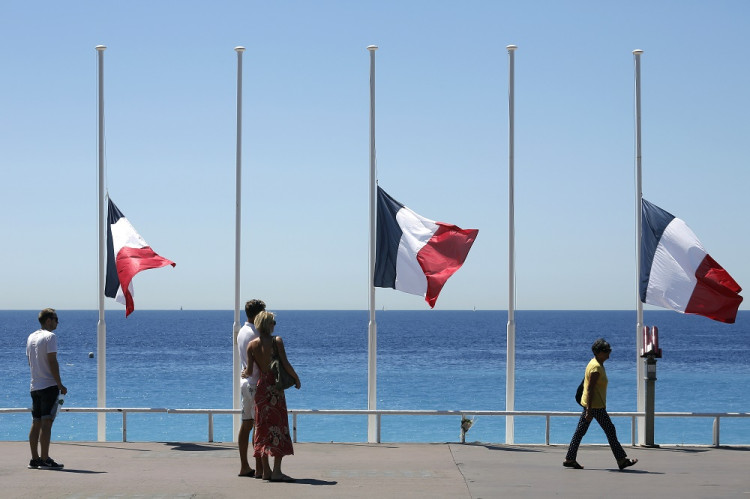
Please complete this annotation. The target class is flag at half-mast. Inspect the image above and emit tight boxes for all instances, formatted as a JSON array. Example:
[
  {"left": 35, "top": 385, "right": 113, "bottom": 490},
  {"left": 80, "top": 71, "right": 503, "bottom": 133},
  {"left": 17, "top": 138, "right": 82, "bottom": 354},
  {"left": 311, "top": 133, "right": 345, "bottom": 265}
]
[
  {"left": 374, "top": 186, "right": 478, "bottom": 308},
  {"left": 105, "top": 198, "right": 176, "bottom": 317},
  {"left": 641, "top": 198, "right": 742, "bottom": 323}
]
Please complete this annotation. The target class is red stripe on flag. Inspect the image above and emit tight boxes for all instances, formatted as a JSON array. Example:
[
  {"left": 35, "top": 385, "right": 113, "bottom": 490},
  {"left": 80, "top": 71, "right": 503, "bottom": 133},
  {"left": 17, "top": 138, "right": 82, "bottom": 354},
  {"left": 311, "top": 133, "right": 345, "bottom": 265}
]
[
  {"left": 417, "top": 223, "right": 478, "bottom": 308},
  {"left": 684, "top": 254, "right": 743, "bottom": 323},
  {"left": 116, "top": 246, "right": 176, "bottom": 316}
]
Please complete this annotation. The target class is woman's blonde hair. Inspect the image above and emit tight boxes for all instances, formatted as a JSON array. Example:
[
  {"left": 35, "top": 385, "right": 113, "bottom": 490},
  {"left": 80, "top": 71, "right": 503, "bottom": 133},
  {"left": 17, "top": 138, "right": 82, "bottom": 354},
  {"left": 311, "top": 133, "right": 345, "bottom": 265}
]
[{"left": 254, "top": 310, "right": 276, "bottom": 335}]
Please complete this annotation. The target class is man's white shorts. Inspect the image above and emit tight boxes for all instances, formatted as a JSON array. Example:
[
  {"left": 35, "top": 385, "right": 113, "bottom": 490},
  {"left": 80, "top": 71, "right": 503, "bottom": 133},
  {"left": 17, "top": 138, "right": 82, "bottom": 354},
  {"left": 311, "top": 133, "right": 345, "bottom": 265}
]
[{"left": 240, "top": 378, "right": 257, "bottom": 421}]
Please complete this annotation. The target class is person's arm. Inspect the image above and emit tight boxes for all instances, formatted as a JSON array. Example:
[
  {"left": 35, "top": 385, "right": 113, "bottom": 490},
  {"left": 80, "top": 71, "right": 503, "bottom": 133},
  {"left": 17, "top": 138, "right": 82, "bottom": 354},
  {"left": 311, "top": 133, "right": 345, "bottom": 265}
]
[
  {"left": 275, "top": 337, "right": 301, "bottom": 389},
  {"left": 47, "top": 352, "right": 67, "bottom": 395},
  {"left": 241, "top": 341, "right": 253, "bottom": 378},
  {"left": 585, "top": 371, "right": 599, "bottom": 421}
]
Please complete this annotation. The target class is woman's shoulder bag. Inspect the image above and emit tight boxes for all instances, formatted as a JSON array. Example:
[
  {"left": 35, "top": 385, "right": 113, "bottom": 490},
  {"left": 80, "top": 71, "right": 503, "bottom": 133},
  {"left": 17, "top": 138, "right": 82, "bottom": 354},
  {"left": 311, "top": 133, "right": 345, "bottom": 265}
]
[
  {"left": 575, "top": 378, "right": 585, "bottom": 407},
  {"left": 270, "top": 336, "right": 296, "bottom": 390}
]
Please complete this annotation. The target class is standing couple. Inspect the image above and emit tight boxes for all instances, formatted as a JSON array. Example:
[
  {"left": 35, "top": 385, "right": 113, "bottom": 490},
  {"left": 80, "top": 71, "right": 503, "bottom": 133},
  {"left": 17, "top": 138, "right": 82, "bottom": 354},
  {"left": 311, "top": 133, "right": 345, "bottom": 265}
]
[{"left": 237, "top": 299, "right": 301, "bottom": 482}]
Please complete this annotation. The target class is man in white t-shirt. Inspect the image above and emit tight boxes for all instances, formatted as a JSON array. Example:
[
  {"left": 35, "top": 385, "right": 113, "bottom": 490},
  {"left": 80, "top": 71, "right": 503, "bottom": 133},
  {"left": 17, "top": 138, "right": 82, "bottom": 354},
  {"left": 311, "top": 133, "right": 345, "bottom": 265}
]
[
  {"left": 26, "top": 308, "right": 67, "bottom": 470},
  {"left": 236, "top": 299, "right": 265, "bottom": 477}
]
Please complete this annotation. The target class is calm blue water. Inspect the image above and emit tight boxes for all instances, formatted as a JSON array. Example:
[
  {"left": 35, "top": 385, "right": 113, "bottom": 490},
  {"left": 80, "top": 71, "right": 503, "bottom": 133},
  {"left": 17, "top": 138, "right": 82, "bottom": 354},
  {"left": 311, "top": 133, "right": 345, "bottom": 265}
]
[{"left": 2, "top": 310, "right": 748, "bottom": 444}]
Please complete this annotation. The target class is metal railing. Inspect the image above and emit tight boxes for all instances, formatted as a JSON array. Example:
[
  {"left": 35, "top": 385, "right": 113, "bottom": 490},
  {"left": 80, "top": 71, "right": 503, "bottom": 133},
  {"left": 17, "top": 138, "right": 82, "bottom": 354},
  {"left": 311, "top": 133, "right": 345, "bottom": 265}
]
[{"left": 1, "top": 407, "right": 748, "bottom": 447}]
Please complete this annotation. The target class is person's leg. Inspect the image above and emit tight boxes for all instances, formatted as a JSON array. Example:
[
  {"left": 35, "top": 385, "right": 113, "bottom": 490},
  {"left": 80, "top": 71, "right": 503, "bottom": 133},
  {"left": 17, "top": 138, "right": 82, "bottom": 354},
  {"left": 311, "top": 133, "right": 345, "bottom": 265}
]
[
  {"left": 37, "top": 386, "right": 58, "bottom": 462},
  {"left": 39, "top": 418, "right": 53, "bottom": 460},
  {"left": 592, "top": 409, "right": 627, "bottom": 462},
  {"left": 29, "top": 390, "right": 42, "bottom": 461},
  {"left": 271, "top": 455, "right": 284, "bottom": 480},
  {"left": 565, "top": 410, "right": 592, "bottom": 463},
  {"left": 29, "top": 419, "right": 41, "bottom": 461},
  {"left": 237, "top": 419, "right": 254, "bottom": 475},
  {"left": 252, "top": 426, "right": 263, "bottom": 476},
  {"left": 261, "top": 454, "right": 271, "bottom": 480},
  {"left": 238, "top": 379, "right": 257, "bottom": 475}
]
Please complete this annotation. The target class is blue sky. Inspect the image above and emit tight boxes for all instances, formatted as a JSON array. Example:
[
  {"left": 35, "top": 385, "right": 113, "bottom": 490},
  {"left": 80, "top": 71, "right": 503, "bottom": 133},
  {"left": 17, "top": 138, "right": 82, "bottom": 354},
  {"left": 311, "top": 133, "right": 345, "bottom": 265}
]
[{"left": 1, "top": 1, "right": 748, "bottom": 312}]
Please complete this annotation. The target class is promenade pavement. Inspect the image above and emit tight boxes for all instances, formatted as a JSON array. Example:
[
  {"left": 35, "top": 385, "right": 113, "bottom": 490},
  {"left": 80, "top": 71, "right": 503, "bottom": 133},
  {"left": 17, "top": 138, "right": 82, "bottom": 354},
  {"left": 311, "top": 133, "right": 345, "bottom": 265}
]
[{"left": 1, "top": 441, "right": 748, "bottom": 498}]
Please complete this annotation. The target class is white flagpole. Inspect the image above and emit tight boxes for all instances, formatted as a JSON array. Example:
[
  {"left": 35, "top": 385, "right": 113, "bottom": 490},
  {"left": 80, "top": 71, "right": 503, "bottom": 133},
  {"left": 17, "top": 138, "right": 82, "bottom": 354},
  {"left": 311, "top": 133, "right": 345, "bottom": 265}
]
[
  {"left": 633, "top": 48, "right": 645, "bottom": 445},
  {"left": 232, "top": 46, "right": 245, "bottom": 439},
  {"left": 95, "top": 44, "right": 107, "bottom": 442},
  {"left": 367, "top": 44, "right": 379, "bottom": 444},
  {"left": 505, "top": 44, "right": 517, "bottom": 444}
]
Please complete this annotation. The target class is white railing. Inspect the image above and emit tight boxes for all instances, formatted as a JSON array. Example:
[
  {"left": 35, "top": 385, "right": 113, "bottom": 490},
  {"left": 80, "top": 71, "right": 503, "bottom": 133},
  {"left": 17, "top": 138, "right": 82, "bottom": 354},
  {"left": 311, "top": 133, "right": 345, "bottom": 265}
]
[{"left": 1, "top": 407, "right": 748, "bottom": 447}]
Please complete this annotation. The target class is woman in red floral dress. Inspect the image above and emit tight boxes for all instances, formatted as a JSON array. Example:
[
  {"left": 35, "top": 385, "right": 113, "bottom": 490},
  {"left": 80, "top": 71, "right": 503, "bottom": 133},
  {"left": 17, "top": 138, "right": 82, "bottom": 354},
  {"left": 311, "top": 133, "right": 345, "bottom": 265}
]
[{"left": 248, "top": 311, "right": 300, "bottom": 482}]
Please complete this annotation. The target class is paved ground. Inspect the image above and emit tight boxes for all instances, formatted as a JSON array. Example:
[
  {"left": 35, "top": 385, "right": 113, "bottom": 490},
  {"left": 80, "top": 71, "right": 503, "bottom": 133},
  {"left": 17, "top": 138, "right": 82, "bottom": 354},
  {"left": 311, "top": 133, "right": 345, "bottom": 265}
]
[{"left": 1, "top": 441, "right": 748, "bottom": 498}]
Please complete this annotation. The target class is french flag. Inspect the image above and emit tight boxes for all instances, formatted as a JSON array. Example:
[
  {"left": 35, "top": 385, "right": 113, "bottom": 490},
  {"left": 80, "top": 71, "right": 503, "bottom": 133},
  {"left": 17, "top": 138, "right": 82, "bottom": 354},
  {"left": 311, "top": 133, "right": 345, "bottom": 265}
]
[
  {"left": 374, "top": 186, "right": 478, "bottom": 308},
  {"left": 641, "top": 198, "right": 742, "bottom": 323},
  {"left": 105, "top": 198, "right": 176, "bottom": 317}
]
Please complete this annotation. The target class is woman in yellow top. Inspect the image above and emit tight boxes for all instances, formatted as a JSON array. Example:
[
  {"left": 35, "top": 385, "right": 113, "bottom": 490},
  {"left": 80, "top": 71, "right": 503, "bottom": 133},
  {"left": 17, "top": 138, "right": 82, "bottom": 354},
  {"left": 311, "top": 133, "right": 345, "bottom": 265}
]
[{"left": 563, "top": 339, "right": 638, "bottom": 470}]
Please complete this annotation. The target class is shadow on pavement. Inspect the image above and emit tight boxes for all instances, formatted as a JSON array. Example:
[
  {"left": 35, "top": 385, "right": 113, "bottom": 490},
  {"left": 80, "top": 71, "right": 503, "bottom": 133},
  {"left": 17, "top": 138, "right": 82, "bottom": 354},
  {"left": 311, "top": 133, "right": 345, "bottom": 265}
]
[
  {"left": 287, "top": 478, "right": 338, "bottom": 486},
  {"left": 164, "top": 442, "right": 235, "bottom": 452},
  {"left": 473, "top": 443, "right": 544, "bottom": 453},
  {"left": 56, "top": 469, "right": 107, "bottom": 474}
]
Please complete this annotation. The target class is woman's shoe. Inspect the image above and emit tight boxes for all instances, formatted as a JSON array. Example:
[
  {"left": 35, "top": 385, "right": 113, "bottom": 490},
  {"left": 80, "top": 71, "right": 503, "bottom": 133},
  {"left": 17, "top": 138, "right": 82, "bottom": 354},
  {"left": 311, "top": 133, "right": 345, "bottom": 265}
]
[
  {"left": 618, "top": 457, "right": 638, "bottom": 470},
  {"left": 563, "top": 460, "right": 583, "bottom": 469}
]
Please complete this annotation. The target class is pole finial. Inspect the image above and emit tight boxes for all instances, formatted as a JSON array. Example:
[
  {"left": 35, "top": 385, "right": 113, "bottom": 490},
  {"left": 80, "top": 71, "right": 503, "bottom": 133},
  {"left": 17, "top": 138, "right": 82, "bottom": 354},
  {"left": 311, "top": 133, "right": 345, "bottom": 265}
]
[
  {"left": 235, "top": 46, "right": 245, "bottom": 52},
  {"left": 367, "top": 45, "right": 378, "bottom": 51},
  {"left": 507, "top": 45, "right": 518, "bottom": 51},
  {"left": 633, "top": 49, "right": 644, "bottom": 55},
  {"left": 95, "top": 45, "right": 107, "bottom": 51}
]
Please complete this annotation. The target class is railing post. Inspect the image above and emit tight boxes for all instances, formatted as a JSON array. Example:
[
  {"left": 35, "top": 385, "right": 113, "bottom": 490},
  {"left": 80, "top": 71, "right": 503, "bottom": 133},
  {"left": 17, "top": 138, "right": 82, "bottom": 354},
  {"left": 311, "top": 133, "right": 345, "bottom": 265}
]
[
  {"left": 631, "top": 416, "right": 636, "bottom": 446},
  {"left": 460, "top": 414, "right": 466, "bottom": 444},
  {"left": 293, "top": 413, "right": 297, "bottom": 443},
  {"left": 208, "top": 412, "right": 214, "bottom": 443},
  {"left": 545, "top": 415, "right": 550, "bottom": 445},
  {"left": 376, "top": 413, "right": 381, "bottom": 443},
  {"left": 122, "top": 411, "right": 127, "bottom": 442},
  {"left": 713, "top": 416, "right": 720, "bottom": 447}
]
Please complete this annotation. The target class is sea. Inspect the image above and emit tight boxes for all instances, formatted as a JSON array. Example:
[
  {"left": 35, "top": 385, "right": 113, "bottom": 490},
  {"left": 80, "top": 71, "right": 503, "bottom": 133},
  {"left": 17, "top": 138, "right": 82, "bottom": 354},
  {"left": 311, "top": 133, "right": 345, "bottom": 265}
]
[{"left": 2, "top": 310, "right": 748, "bottom": 445}]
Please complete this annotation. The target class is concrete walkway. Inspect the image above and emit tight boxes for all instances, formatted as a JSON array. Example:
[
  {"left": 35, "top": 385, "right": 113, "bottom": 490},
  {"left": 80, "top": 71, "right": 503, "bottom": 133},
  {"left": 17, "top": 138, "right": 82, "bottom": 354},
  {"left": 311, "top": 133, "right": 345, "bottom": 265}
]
[{"left": 1, "top": 441, "right": 748, "bottom": 498}]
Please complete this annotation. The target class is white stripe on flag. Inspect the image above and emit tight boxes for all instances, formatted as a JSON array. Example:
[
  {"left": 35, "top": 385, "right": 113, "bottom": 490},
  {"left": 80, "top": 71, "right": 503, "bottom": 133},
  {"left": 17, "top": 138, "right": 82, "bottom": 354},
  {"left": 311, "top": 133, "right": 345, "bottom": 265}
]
[
  {"left": 646, "top": 217, "right": 706, "bottom": 312},
  {"left": 395, "top": 206, "right": 438, "bottom": 295},
  {"left": 111, "top": 217, "right": 149, "bottom": 253}
]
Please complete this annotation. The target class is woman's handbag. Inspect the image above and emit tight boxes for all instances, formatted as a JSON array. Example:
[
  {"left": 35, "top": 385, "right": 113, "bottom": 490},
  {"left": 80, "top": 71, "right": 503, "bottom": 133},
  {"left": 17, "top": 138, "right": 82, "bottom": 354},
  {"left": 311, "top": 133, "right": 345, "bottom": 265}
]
[
  {"left": 575, "top": 378, "right": 585, "bottom": 406},
  {"left": 270, "top": 336, "right": 296, "bottom": 390}
]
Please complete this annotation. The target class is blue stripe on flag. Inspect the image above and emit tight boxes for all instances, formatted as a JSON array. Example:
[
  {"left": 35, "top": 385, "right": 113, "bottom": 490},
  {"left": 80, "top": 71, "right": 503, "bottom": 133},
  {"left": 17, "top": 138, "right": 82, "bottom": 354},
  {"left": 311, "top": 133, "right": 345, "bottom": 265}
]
[
  {"left": 640, "top": 198, "right": 675, "bottom": 302},
  {"left": 105, "top": 198, "right": 124, "bottom": 299},
  {"left": 374, "top": 187, "right": 405, "bottom": 289}
]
